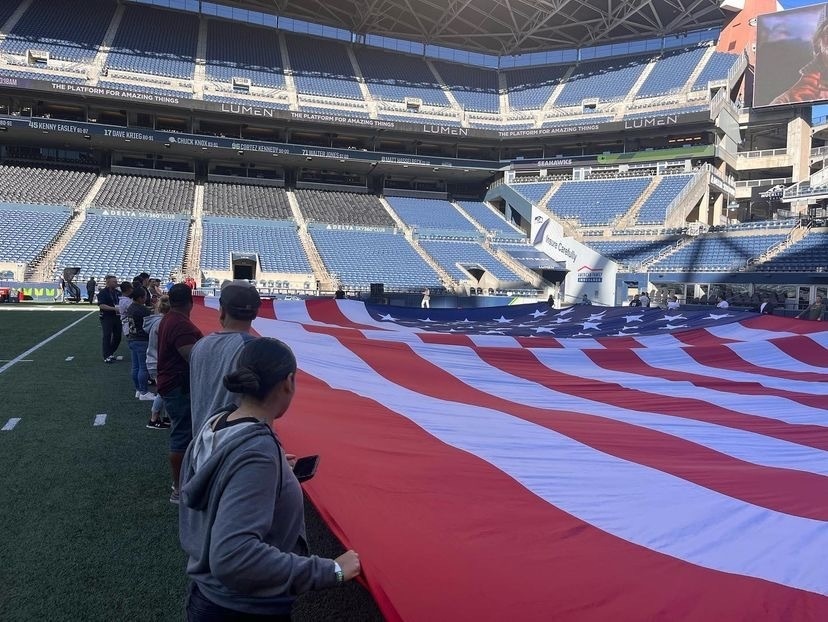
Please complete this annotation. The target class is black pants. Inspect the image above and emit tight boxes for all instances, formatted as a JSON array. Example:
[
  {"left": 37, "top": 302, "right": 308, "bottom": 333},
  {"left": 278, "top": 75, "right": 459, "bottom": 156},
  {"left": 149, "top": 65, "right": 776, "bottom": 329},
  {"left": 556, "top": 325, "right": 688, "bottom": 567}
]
[
  {"left": 100, "top": 314, "right": 121, "bottom": 359},
  {"left": 186, "top": 583, "right": 291, "bottom": 622}
]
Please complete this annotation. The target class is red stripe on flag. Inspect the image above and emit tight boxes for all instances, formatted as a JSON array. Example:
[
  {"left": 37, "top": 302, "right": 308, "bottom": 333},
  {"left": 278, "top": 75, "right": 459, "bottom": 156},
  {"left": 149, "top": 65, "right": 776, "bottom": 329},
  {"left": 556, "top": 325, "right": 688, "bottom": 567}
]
[
  {"left": 515, "top": 336, "right": 564, "bottom": 348},
  {"left": 305, "top": 299, "right": 385, "bottom": 330},
  {"left": 417, "top": 332, "right": 476, "bottom": 347},
  {"left": 586, "top": 348, "right": 828, "bottom": 410},
  {"left": 671, "top": 328, "right": 741, "bottom": 347},
  {"left": 596, "top": 336, "right": 644, "bottom": 349},
  {"left": 483, "top": 346, "right": 828, "bottom": 453},
  {"left": 682, "top": 345, "right": 828, "bottom": 383},
  {"left": 770, "top": 335, "right": 828, "bottom": 368},
  {"left": 335, "top": 336, "right": 828, "bottom": 519},
  {"left": 280, "top": 369, "right": 828, "bottom": 621},
  {"left": 744, "top": 315, "right": 828, "bottom": 334}
]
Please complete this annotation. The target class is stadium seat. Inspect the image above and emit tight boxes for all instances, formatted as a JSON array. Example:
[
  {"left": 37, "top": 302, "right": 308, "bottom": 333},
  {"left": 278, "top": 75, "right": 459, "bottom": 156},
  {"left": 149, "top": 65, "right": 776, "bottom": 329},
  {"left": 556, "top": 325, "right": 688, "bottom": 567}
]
[
  {"left": 385, "top": 196, "right": 478, "bottom": 235},
  {"left": 203, "top": 183, "right": 292, "bottom": 220},
  {"left": 57, "top": 212, "right": 188, "bottom": 281},
  {"left": 419, "top": 240, "right": 521, "bottom": 281},
  {"left": 0, "top": 203, "right": 72, "bottom": 263},
  {"left": 309, "top": 228, "right": 442, "bottom": 288},
  {"left": 295, "top": 190, "right": 395, "bottom": 227},
  {"left": 95, "top": 174, "right": 195, "bottom": 215},
  {"left": 201, "top": 218, "right": 311, "bottom": 273}
]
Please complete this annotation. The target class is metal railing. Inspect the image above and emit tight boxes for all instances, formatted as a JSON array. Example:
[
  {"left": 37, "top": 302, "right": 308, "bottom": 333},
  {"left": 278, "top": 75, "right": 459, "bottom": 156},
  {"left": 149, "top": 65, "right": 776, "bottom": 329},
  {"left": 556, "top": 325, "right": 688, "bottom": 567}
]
[
  {"left": 734, "top": 177, "right": 792, "bottom": 188},
  {"left": 737, "top": 148, "right": 788, "bottom": 159}
]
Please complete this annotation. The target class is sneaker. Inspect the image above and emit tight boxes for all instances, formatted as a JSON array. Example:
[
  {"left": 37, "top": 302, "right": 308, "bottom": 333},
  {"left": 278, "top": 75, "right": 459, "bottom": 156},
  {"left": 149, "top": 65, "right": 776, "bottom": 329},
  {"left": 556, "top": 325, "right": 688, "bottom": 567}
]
[
  {"left": 104, "top": 356, "right": 115, "bottom": 364},
  {"left": 146, "top": 419, "right": 165, "bottom": 429},
  {"left": 170, "top": 488, "right": 180, "bottom": 505},
  {"left": 135, "top": 390, "right": 140, "bottom": 398},
  {"left": 115, "top": 355, "right": 124, "bottom": 361},
  {"left": 159, "top": 419, "right": 171, "bottom": 429},
  {"left": 138, "top": 392, "right": 155, "bottom": 401}
]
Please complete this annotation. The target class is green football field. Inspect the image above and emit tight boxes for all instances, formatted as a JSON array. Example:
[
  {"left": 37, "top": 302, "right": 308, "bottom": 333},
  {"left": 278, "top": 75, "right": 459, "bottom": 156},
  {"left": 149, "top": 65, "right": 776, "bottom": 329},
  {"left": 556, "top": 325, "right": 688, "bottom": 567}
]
[{"left": 0, "top": 309, "right": 382, "bottom": 622}]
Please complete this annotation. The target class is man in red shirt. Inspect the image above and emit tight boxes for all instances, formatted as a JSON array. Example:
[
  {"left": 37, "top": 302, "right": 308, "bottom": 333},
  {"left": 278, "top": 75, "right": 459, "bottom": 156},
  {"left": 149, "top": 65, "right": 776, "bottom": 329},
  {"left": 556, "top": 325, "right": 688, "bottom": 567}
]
[{"left": 157, "top": 283, "right": 203, "bottom": 504}]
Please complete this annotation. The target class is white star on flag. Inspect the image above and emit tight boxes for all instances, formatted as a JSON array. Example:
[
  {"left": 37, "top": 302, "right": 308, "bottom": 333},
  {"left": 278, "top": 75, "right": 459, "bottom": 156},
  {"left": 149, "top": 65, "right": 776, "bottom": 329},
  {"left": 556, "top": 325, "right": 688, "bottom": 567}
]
[
  {"left": 494, "top": 316, "right": 513, "bottom": 324},
  {"left": 420, "top": 318, "right": 435, "bottom": 323},
  {"left": 656, "top": 314, "right": 686, "bottom": 322},
  {"left": 624, "top": 314, "right": 644, "bottom": 323},
  {"left": 554, "top": 317, "right": 572, "bottom": 324},
  {"left": 559, "top": 307, "right": 575, "bottom": 316},
  {"left": 579, "top": 321, "right": 601, "bottom": 330},
  {"left": 586, "top": 311, "right": 607, "bottom": 321},
  {"left": 533, "top": 326, "right": 555, "bottom": 334},
  {"left": 530, "top": 309, "right": 548, "bottom": 319},
  {"left": 379, "top": 313, "right": 397, "bottom": 321},
  {"left": 484, "top": 329, "right": 506, "bottom": 335},
  {"left": 705, "top": 313, "right": 732, "bottom": 320},
  {"left": 664, "top": 323, "right": 689, "bottom": 330}
]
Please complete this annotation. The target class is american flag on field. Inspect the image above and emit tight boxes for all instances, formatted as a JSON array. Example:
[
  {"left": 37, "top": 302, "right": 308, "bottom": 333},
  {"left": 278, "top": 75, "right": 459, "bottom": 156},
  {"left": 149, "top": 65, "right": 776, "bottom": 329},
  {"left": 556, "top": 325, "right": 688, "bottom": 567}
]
[{"left": 193, "top": 297, "right": 828, "bottom": 621}]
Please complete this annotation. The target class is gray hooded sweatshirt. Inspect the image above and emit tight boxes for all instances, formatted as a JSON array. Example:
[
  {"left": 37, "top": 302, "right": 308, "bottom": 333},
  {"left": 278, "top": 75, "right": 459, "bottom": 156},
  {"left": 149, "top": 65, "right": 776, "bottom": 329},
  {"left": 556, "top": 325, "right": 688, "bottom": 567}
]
[{"left": 179, "top": 414, "right": 337, "bottom": 615}]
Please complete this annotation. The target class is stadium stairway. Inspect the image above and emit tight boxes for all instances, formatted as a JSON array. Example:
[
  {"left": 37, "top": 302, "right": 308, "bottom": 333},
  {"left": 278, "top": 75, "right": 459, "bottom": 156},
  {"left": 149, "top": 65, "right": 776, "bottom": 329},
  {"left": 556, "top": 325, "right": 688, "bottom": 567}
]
[
  {"left": 192, "top": 15, "right": 208, "bottom": 96},
  {"left": 542, "top": 66, "right": 575, "bottom": 110},
  {"left": 30, "top": 174, "right": 107, "bottom": 281},
  {"left": 744, "top": 220, "right": 810, "bottom": 271},
  {"left": 378, "top": 196, "right": 457, "bottom": 288},
  {"left": 684, "top": 46, "right": 717, "bottom": 94},
  {"left": 182, "top": 182, "right": 204, "bottom": 279},
  {"left": 0, "top": 0, "right": 31, "bottom": 42},
  {"left": 637, "top": 236, "right": 689, "bottom": 271},
  {"left": 615, "top": 176, "right": 661, "bottom": 229},
  {"left": 287, "top": 190, "right": 333, "bottom": 289},
  {"left": 484, "top": 241, "right": 551, "bottom": 289},
  {"left": 425, "top": 59, "right": 463, "bottom": 117},
  {"left": 454, "top": 200, "right": 524, "bottom": 238},
  {"left": 278, "top": 33, "right": 299, "bottom": 111},
  {"left": 663, "top": 168, "right": 710, "bottom": 228},
  {"left": 345, "top": 46, "right": 373, "bottom": 115},
  {"left": 90, "top": 2, "right": 125, "bottom": 78}
]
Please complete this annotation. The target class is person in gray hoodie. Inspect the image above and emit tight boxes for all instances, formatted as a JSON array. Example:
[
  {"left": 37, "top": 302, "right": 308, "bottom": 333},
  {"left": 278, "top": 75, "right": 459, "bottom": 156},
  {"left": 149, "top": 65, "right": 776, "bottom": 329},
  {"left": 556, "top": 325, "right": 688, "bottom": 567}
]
[{"left": 179, "top": 337, "right": 361, "bottom": 620}]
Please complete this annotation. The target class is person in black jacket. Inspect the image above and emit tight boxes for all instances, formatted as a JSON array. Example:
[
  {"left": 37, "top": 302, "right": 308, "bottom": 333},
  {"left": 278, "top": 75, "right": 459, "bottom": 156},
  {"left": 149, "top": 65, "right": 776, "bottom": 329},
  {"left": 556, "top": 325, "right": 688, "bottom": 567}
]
[{"left": 97, "top": 275, "right": 121, "bottom": 363}]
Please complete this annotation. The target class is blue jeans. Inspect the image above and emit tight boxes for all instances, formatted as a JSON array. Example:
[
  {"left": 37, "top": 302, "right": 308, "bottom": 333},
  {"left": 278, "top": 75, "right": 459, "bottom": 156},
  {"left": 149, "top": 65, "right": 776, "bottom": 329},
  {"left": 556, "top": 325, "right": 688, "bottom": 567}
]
[
  {"left": 163, "top": 386, "right": 192, "bottom": 453},
  {"left": 128, "top": 340, "right": 149, "bottom": 393},
  {"left": 186, "top": 583, "right": 291, "bottom": 621}
]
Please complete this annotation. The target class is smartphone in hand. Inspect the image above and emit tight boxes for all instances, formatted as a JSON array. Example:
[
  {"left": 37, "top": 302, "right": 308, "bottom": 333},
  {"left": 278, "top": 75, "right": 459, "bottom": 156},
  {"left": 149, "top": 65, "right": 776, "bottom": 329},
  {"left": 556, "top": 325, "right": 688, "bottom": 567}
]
[{"left": 293, "top": 455, "right": 320, "bottom": 483}]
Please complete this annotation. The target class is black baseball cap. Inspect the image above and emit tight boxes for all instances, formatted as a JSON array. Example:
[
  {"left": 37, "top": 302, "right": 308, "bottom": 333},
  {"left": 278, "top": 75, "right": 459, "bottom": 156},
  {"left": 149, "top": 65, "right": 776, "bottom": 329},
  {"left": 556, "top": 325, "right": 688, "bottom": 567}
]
[{"left": 220, "top": 280, "right": 261, "bottom": 320}]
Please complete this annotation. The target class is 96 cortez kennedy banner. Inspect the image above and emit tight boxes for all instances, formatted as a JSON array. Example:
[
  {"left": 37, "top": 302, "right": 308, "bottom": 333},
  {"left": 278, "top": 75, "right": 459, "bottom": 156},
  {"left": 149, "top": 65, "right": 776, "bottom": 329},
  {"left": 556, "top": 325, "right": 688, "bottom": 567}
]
[{"left": 754, "top": 3, "right": 828, "bottom": 107}]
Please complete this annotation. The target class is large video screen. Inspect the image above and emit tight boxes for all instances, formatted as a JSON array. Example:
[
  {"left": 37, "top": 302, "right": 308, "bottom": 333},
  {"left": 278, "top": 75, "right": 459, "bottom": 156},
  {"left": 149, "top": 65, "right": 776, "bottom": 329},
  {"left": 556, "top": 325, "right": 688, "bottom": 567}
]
[{"left": 754, "top": 3, "right": 828, "bottom": 107}]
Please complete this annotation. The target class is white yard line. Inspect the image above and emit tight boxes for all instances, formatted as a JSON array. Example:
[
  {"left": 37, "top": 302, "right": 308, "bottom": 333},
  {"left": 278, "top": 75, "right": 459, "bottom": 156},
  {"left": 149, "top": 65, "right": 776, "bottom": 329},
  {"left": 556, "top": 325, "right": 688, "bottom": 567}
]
[
  {"left": 0, "top": 312, "right": 95, "bottom": 375},
  {"left": 1, "top": 418, "right": 21, "bottom": 431}
]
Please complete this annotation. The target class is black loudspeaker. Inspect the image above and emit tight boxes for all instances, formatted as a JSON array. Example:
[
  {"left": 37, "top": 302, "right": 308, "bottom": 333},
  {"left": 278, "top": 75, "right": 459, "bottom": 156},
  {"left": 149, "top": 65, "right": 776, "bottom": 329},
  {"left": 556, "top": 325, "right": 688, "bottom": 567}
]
[{"left": 370, "top": 283, "right": 384, "bottom": 297}]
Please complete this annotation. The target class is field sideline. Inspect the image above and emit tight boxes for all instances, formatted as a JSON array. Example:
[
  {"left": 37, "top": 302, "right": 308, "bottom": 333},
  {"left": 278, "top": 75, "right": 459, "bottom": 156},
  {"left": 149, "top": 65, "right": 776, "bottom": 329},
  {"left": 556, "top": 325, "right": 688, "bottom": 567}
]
[{"left": 0, "top": 310, "right": 381, "bottom": 622}]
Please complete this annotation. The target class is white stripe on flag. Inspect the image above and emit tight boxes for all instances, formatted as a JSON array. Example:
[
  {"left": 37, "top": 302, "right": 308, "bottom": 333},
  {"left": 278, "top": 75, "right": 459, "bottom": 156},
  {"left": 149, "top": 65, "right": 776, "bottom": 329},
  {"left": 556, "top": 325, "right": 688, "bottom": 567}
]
[
  {"left": 271, "top": 300, "right": 316, "bottom": 325},
  {"left": 259, "top": 318, "right": 828, "bottom": 596},
  {"left": 705, "top": 323, "right": 797, "bottom": 342},
  {"left": 2, "top": 418, "right": 21, "bottom": 431},
  {"left": 632, "top": 334, "right": 683, "bottom": 348},
  {"left": 335, "top": 300, "right": 421, "bottom": 332},
  {"left": 556, "top": 337, "right": 605, "bottom": 349},
  {"left": 409, "top": 342, "right": 828, "bottom": 475},
  {"left": 468, "top": 334, "right": 521, "bottom": 348},
  {"left": 726, "top": 341, "right": 828, "bottom": 375},
  {"left": 635, "top": 347, "right": 828, "bottom": 394},
  {"left": 93, "top": 414, "right": 107, "bottom": 426},
  {"left": 530, "top": 348, "right": 828, "bottom": 427}
]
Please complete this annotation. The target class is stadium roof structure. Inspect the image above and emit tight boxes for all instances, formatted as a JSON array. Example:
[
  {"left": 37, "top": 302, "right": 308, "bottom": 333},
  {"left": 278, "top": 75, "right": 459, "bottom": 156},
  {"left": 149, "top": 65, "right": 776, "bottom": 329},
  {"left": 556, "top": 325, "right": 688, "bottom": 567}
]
[{"left": 227, "top": 0, "right": 729, "bottom": 55}]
